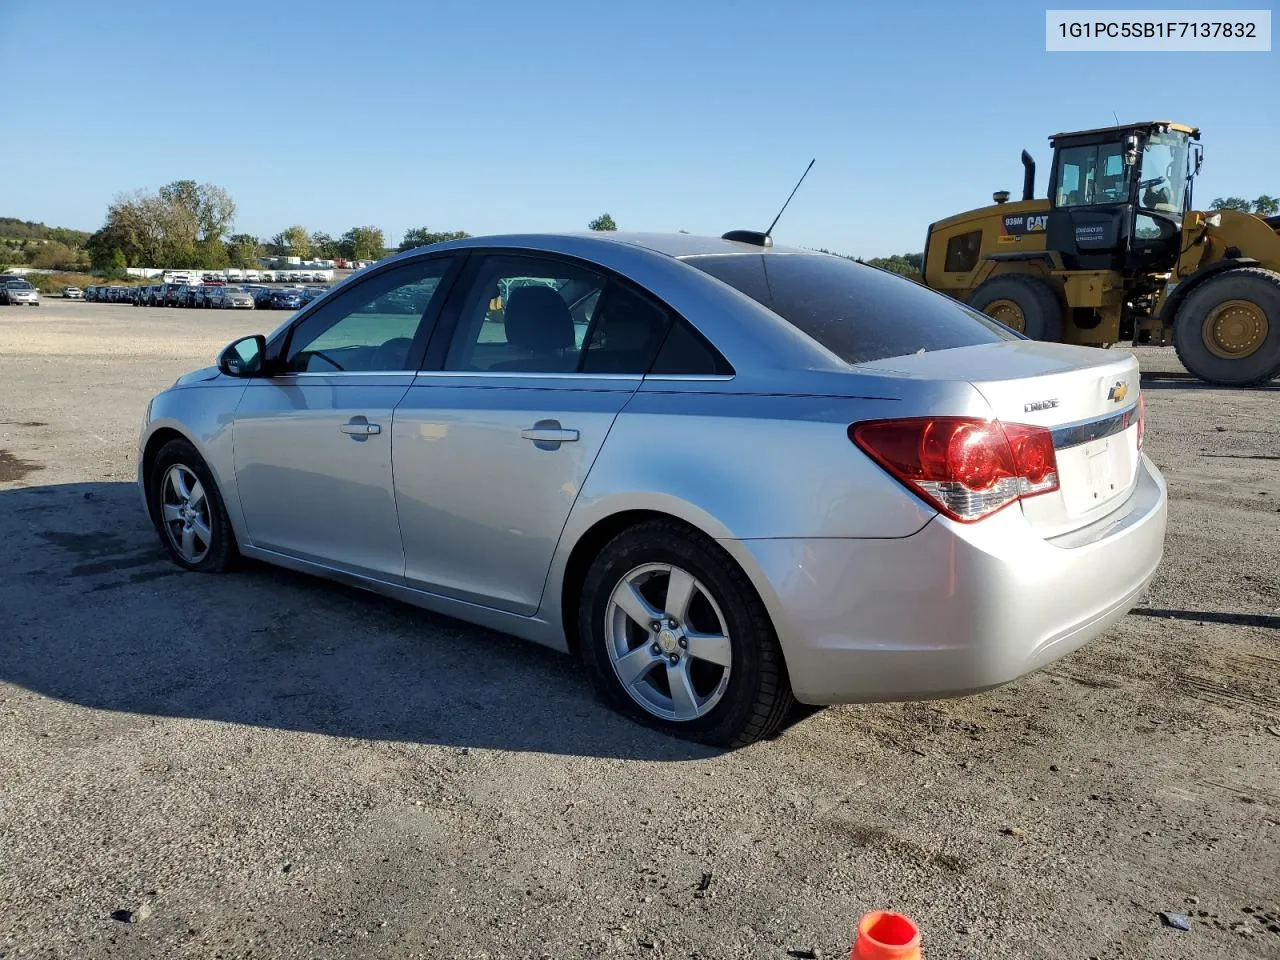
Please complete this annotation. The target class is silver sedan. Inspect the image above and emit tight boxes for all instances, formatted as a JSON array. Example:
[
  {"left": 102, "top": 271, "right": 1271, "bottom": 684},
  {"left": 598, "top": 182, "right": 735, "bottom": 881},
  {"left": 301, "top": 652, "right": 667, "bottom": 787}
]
[{"left": 137, "top": 232, "right": 1167, "bottom": 746}]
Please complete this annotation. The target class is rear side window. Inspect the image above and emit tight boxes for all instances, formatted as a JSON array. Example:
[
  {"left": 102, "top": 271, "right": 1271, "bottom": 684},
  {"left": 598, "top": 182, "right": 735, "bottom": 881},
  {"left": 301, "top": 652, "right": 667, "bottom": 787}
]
[{"left": 684, "top": 253, "right": 1018, "bottom": 364}]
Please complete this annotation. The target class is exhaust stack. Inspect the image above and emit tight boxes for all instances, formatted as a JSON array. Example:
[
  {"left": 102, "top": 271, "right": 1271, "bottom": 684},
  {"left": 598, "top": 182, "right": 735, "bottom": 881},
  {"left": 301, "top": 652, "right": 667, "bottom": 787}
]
[{"left": 1021, "top": 150, "right": 1036, "bottom": 201}]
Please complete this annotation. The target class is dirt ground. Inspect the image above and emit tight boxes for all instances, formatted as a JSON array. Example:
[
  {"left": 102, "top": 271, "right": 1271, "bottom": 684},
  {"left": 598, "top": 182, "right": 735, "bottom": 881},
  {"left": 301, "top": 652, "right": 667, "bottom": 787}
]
[{"left": 1, "top": 301, "right": 1277, "bottom": 960}]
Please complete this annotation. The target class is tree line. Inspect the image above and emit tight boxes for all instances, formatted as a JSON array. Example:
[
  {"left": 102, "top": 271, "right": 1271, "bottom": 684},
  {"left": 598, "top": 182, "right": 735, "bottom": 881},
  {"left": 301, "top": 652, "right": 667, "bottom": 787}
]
[
  {"left": 23, "top": 182, "right": 1271, "bottom": 282},
  {"left": 1209, "top": 195, "right": 1279, "bottom": 216}
]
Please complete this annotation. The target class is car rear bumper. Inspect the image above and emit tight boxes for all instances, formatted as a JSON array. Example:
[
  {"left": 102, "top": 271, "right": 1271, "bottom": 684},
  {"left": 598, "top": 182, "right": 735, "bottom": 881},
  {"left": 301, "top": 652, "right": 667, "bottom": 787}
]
[{"left": 726, "top": 454, "right": 1167, "bottom": 705}]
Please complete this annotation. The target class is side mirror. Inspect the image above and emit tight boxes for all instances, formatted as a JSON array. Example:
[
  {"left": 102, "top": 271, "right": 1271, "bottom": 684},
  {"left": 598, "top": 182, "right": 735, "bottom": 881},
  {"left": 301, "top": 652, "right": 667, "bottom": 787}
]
[
  {"left": 218, "top": 334, "right": 267, "bottom": 377},
  {"left": 1123, "top": 133, "right": 1140, "bottom": 168}
]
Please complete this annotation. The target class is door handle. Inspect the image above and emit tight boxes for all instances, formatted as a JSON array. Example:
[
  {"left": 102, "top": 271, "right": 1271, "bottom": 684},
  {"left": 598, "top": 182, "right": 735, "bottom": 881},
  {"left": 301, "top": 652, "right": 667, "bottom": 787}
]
[
  {"left": 521, "top": 426, "right": 579, "bottom": 443},
  {"left": 340, "top": 421, "right": 381, "bottom": 436}
]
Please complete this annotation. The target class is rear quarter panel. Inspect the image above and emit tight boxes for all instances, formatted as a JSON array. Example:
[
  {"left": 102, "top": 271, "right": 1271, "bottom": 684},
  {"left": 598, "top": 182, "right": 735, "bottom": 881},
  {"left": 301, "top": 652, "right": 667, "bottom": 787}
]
[{"left": 570, "top": 389, "right": 939, "bottom": 541}]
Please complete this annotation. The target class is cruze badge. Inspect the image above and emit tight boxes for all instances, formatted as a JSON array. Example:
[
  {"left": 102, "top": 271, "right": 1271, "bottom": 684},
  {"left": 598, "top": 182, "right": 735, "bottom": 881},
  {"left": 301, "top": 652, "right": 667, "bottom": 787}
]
[
  {"left": 1024, "top": 398, "right": 1059, "bottom": 413},
  {"left": 1108, "top": 381, "right": 1129, "bottom": 403}
]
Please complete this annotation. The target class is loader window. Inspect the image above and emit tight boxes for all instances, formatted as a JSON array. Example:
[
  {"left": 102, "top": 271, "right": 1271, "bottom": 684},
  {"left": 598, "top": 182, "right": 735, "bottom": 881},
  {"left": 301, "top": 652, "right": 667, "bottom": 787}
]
[
  {"left": 1138, "top": 132, "right": 1192, "bottom": 218},
  {"left": 943, "top": 231, "right": 982, "bottom": 272},
  {"left": 1054, "top": 142, "right": 1128, "bottom": 208}
]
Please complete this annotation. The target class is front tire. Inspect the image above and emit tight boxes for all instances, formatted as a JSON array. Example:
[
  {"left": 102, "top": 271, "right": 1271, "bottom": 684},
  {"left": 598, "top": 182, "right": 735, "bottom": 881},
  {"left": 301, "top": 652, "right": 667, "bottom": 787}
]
[
  {"left": 969, "top": 274, "right": 1064, "bottom": 341},
  {"left": 578, "top": 519, "right": 793, "bottom": 748},
  {"left": 1173, "top": 268, "right": 1280, "bottom": 386},
  {"left": 149, "top": 439, "right": 237, "bottom": 573}
]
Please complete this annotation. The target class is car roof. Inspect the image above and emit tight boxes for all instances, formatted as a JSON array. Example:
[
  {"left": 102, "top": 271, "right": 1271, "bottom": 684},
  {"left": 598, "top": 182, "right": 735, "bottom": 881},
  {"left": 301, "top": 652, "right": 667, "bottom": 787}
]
[{"left": 419, "top": 230, "right": 812, "bottom": 261}]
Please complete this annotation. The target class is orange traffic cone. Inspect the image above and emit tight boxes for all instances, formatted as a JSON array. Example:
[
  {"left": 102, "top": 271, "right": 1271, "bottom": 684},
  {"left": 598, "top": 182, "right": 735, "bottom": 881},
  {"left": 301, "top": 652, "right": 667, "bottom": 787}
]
[{"left": 850, "top": 911, "right": 921, "bottom": 960}]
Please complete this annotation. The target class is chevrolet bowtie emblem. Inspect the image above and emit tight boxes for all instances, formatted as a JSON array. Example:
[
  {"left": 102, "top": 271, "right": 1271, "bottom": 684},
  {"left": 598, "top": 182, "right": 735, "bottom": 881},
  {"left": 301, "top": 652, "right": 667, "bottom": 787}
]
[{"left": 1107, "top": 381, "right": 1129, "bottom": 403}]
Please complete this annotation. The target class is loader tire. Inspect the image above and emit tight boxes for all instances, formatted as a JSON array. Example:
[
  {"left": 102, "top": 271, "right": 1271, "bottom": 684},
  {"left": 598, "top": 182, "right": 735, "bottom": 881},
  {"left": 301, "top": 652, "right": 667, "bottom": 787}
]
[
  {"left": 968, "top": 275, "right": 1063, "bottom": 342},
  {"left": 1173, "top": 268, "right": 1280, "bottom": 386}
]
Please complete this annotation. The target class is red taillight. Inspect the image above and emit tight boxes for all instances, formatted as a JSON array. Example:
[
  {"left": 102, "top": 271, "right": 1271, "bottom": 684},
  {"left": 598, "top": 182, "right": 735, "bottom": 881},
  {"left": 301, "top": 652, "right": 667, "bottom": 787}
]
[
  {"left": 1136, "top": 392, "right": 1145, "bottom": 450},
  {"left": 850, "top": 417, "right": 1060, "bottom": 522}
]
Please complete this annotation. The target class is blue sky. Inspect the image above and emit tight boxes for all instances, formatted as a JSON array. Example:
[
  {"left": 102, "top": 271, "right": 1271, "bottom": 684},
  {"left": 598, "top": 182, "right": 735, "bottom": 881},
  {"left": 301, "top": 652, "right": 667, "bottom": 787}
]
[{"left": 0, "top": 0, "right": 1274, "bottom": 256}]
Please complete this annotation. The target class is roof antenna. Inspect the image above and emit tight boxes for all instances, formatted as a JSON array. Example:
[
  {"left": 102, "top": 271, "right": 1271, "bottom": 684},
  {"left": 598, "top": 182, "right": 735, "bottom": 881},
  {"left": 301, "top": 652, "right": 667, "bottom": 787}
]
[{"left": 723, "top": 158, "right": 816, "bottom": 248}]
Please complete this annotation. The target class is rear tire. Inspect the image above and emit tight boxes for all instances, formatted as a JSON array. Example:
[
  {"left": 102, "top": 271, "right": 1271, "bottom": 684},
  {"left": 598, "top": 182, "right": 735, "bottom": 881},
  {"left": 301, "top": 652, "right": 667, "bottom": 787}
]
[
  {"left": 969, "top": 274, "right": 1064, "bottom": 341},
  {"left": 578, "top": 519, "right": 794, "bottom": 748},
  {"left": 1173, "top": 268, "right": 1280, "bottom": 386}
]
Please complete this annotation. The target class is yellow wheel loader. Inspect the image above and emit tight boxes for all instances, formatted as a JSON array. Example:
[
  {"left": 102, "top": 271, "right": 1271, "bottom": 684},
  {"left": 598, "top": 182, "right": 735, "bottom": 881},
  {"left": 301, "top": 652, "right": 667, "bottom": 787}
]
[{"left": 922, "top": 121, "right": 1280, "bottom": 386}]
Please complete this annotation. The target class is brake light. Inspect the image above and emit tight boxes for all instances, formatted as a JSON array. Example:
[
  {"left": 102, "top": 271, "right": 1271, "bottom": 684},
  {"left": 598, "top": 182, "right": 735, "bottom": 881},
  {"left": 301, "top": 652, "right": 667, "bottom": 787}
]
[
  {"left": 850, "top": 417, "right": 1060, "bottom": 522},
  {"left": 1136, "top": 392, "right": 1145, "bottom": 450}
]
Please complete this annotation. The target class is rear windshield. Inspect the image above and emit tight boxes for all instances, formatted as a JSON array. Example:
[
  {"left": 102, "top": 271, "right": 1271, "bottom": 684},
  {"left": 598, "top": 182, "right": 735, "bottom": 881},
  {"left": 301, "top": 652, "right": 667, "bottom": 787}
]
[{"left": 683, "top": 253, "right": 1019, "bottom": 364}]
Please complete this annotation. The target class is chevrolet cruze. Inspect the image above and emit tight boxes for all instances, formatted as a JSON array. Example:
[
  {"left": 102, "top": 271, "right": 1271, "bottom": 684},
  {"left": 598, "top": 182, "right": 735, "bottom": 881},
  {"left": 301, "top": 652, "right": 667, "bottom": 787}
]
[{"left": 138, "top": 232, "right": 1167, "bottom": 746}]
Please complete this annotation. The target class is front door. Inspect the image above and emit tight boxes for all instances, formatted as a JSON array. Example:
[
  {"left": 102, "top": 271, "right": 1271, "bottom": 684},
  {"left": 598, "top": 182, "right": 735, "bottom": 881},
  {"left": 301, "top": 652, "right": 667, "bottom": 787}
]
[
  {"left": 393, "top": 253, "right": 674, "bottom": 614},
  {"left": 232, "top": 256, "right": 459, "bottom": 580}
]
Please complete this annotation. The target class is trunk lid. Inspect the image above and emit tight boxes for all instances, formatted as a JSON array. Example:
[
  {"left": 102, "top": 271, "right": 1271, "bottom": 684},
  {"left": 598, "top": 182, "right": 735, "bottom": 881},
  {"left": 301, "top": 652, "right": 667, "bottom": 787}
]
[{"left": 857, "top": 341, "right": 1142, "bottom": 538}]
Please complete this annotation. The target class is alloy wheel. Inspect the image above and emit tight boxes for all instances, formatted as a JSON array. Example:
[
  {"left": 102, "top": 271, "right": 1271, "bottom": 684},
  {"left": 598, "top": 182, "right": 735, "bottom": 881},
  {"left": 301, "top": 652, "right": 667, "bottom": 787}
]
[
  {"left": 604, "top": 563, "right": 732, "bottom": 722},
  {"left": 159, "top": 464, "right": 213, "bottom": 564}
]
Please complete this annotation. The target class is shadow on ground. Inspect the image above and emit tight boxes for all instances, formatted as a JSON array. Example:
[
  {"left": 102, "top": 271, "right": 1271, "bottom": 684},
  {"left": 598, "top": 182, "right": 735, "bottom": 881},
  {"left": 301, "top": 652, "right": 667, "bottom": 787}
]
[
  {"left": 0, "top": 482, "right": 768, "bottom": 761},
  {"left": 1139, "top": 376, "right": 1280, "bottom": 392}
]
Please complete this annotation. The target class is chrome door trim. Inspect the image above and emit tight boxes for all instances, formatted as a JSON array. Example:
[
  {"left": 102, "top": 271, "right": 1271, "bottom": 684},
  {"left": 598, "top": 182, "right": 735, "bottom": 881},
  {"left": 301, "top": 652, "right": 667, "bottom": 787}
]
[{"left": 414, "top": 370, "right": 643, "bottom": 381}]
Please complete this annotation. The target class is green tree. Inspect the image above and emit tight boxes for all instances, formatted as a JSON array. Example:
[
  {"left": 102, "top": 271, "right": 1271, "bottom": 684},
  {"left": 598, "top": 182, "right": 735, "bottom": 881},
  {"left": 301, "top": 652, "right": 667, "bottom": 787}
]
[
  {"left": 30, "top": 241, "right": 79, "bottom": 270},
  {"left": 90, "top": 181, "right": 237, "bottom": 268},
  {"left": 1252, "top": 194, "right": 1279, "bottom": 216},
  {"left": 270, "top": 225, "right": 311, "bottom": 258},
  {"left": 310, "top": 231, "right": 340, "bottom": 259},
  {"left": 398, "top": 227, "right": 470, "bottom": 251},
  {"left": 338, "top": 225, "right": 386, "bottom": 260},
  {"left": 108, "top": 249, "right": 127, "bottom": 277},
  {"left": 863, "top": 252, "right": 924, "bottom": 278},
  {"left": 226, "top": 233, "right": 262, "bottom": 268},
  {"left": 587, "top": 213, "right": 618, "bottom": 231},
  {"left": 1209, "top": 196, "right": 1253, "bottom": 212},
  {"left": 197, "top": 238, "right": 229, "bottom": 269}
]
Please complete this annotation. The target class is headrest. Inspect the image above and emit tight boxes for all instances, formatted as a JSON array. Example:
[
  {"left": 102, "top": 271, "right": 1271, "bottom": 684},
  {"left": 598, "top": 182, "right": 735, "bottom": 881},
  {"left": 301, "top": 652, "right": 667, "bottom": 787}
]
[{"left": 503, "top": 286, "right": 574, "bottom": 353}]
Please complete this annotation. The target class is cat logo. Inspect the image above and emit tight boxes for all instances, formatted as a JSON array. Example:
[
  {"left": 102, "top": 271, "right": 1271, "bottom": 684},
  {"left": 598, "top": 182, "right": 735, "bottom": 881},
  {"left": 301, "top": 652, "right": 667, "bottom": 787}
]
[
  {"left": 1027, "top": 215, "right": 1048, "bottom": 232},
  {"left": 1107, "top": 381, "right": 1129, "bottom": 403}
]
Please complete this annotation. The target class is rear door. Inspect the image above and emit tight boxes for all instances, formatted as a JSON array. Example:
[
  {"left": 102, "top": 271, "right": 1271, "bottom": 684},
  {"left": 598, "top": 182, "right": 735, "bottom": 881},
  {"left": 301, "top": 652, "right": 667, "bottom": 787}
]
[
  {"left": 231, "top": 255, "right": 461, "bottom": 579},
  {"left": 392, "top": 253, "right": 672, "bottom": 614}
]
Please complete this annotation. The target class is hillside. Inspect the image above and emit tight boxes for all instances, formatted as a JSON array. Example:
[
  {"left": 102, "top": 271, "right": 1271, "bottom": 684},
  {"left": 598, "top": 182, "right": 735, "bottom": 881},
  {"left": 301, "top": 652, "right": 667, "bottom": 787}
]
[{"left": 0, "top": 217, "right": 91, "bottom": 247}]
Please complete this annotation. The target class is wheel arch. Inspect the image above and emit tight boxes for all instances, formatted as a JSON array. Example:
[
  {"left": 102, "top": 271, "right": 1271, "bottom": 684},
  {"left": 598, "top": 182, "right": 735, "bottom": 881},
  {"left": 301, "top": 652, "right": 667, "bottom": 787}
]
[
  {"left": 140, "top": 425, "right": 192, "bottom": 527},
  {"left": 138, "top": 417, "right": 245, "bottom": 543},
  {"left": 548, "top": 496, "right": 766, "bottom": 656}
]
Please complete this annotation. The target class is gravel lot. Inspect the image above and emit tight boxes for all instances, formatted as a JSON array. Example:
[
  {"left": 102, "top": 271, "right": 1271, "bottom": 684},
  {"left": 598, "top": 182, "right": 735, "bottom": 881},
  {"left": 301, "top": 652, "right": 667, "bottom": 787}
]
[{"left": 1, "top": 300, "right": 1277, "bottom": 960}]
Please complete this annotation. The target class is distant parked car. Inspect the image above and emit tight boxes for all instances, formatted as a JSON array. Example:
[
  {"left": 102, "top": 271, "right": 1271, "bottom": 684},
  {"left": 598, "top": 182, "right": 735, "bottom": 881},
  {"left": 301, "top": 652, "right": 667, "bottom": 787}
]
[
  {"left": 62, "top": 286, "right": 84, "bottom": 300},
  {"left": 267, "top": 289, "right": 304, "bottom": 310},
  {"left": 224, "top": 288, "right": 255, "bottom": 309},
  {"left": 159, "top": 284, "right": 184, "bottom": 307},
  {"left": 174, "top": 284, "right": 203, "bottom": 308},
  {"left": 0, "top": 278, "right": 40, "bottom": 306},
  {"left": 204, "top": 287, "right": 255, "bottom": 309}
]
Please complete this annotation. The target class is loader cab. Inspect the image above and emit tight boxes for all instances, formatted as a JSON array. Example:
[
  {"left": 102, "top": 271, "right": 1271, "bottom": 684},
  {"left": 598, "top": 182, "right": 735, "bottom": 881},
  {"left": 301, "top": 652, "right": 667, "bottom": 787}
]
[{"left": 1046, "top": 122, "right": 1199, "bottom": 274}]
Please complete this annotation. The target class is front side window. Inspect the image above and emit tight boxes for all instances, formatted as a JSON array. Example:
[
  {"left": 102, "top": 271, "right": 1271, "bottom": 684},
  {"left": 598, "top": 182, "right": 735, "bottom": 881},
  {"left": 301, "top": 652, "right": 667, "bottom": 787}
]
[
  {"left": 284, "top": 257, "right": 455, "bottom": 373},
  {"left": 1054, "top": 141, "right": 1128, "bottom": 207}
]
